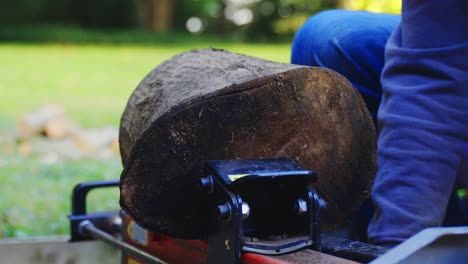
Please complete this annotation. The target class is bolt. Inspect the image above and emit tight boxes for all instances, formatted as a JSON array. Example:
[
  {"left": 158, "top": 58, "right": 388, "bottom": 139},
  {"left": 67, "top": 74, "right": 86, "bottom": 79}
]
[
  {"left": 106, "top": 215, "right": 122, "bottom": 234},
  {"left": 200, "top": 176, "right": 214, "bottom": 193},
  {"left": 295, "top": 198, "right": 308, "bottom": 215},
  {"left": 267, "top": 234, "right": 288, "bottom": 241},
  {"left": 241, "top": 202, "right": 250, "bottom": 220},
  {"left": 244, "top": 236, "right": 259, "bottom": 242},
  {"left": 319, "top": 199, "right": 327, "bottom": 210},
  {"left": 217, "top": 203, "right": 232, "bottom": 221},
  {"left": 78, "top": 220, "right": 92, "bottom": 236}
]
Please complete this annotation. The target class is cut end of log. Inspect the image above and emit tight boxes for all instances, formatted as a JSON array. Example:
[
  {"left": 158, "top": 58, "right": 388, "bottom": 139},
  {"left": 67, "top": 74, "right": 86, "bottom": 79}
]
[{"left": 119, "top": 49, "right": 377, "bottom": 239}]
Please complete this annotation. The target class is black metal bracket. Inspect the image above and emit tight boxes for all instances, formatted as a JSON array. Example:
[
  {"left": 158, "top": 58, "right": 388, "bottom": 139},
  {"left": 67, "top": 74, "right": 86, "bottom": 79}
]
[
  {"left": 206, "top": 175, "right": 243, "bottom": 263},
  {"left": 69, "top": 179, "right": 120, "bottom": 242},
  {"left": 308, "top": 188, "right": 322, "bottom": 251},
  {"left": 201, "top": 158, "right": 325, "bottom": 264}
]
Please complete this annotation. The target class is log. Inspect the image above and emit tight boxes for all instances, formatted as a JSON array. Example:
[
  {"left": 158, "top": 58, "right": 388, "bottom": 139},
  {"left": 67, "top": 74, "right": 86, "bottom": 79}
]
[{"left": 119, "top": 49, "right": 376, "bottom": 239}]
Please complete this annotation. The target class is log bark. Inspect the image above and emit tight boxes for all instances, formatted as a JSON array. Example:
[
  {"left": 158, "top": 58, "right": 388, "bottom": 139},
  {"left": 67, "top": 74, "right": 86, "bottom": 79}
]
[{"left": 119, "top": 49, "right": 376, "bottom": 239}]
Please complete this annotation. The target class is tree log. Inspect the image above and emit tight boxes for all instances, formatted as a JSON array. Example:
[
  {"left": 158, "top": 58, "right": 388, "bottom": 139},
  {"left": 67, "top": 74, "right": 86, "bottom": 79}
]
[{"left": 119, "top": 49, "right": 376, "bottom": 239}]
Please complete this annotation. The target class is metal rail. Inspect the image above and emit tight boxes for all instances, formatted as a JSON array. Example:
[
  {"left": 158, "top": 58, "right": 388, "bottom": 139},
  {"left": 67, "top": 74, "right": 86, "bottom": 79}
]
[
  {"left": 79, "top": 220, "right": 168, "bottom": 264},
  {"left": 321, "top": 232, "right": 388, "bottom": 263}
]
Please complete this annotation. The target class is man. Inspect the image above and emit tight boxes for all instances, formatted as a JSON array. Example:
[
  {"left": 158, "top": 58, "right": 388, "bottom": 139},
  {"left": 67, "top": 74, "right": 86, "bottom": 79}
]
[{"left": 291, "top": 1, "right": 468, "bottom": 247}]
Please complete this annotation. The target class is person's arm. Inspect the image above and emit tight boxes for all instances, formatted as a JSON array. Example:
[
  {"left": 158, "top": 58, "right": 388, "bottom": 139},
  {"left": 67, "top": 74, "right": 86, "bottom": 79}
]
[{"left": 368, "top": 0, "right": 468, "bottom": 246}]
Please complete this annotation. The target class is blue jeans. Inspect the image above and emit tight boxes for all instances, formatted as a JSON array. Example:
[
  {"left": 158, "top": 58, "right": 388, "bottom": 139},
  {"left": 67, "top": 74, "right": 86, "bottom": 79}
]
[
  {"left": 291, "top": 9, "right": 468, "bottom": 241},
  {"left": 292, "top": 9, "right": 400, "bottom": 123}
]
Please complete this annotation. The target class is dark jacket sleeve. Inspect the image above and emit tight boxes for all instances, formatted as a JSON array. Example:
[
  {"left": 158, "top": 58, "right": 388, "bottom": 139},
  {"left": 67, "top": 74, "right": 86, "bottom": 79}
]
[{"left": 368, "top": 0, "right": 468, "bottom": 245}]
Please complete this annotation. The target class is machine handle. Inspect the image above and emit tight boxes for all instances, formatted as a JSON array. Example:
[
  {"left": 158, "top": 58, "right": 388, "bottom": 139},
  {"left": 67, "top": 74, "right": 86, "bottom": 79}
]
[{"left": 71, "top": 180, "right": 120, "bottom": 216}]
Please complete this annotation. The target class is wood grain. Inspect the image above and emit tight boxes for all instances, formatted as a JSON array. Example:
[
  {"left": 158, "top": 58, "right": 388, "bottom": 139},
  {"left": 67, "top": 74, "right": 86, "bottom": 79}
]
[{"left": 119, "top": 49, "right": 376, "bottom": 239}]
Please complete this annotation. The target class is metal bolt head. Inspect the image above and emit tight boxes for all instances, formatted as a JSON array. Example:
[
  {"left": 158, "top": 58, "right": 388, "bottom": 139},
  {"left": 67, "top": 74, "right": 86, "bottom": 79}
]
[
  {"left": 78, "top": 220, "right": 92, "bottom": 236},
  {"left": 106, "top": 215, "right": 122, "bottom": 235},
  {"left": 295, "top": 199, "right": 308, "bottom": 214},
  {"left": 319, "top": 199, "right": 327, "bottom": 210},
  {"left": 217, "top": 203, "right": 232, "bottom": 221},
  {"left": 267, "top": 234, "right": 288, "bottom": 241},
  {"left": 241, "top": 202, "right": 250, "bottom": 220},
  {"left": 200, "top": 176, "right": 214, "bottom": 193}
]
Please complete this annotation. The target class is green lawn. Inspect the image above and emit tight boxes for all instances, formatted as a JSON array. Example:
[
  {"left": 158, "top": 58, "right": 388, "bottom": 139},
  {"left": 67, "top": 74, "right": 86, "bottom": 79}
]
[
  {"left": 0, "top": 43, "right": 291, "bottom": 128},
  {"left": 0, "top": 42, "right": 291, "bottom": 238}
]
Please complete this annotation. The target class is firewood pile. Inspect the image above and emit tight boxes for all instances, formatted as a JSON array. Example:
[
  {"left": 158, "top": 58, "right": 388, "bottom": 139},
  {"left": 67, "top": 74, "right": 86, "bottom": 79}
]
[{"left": 8, "top": 104, "right": 119, "bottom": 163}]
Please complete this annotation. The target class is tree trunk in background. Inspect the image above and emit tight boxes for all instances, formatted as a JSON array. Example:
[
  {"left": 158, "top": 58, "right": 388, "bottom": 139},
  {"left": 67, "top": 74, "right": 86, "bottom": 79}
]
[
  {"left": 119, "top": 49, "right": 377, "bottom": 239},
  {"left": 332, "top": 0, "right": 345, "bottom": 7},
  {"left": 152, "top": 0, "right": 172, "bottom": 31},
  {"left": 135, "top": 0, "right": 172, "bottom": 31}
]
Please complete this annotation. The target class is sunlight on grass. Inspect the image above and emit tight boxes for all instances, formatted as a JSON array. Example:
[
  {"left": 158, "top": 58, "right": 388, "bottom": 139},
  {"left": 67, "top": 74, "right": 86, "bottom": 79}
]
[{"left": 0, "top": 43, "right": 290, "bottom": 127}]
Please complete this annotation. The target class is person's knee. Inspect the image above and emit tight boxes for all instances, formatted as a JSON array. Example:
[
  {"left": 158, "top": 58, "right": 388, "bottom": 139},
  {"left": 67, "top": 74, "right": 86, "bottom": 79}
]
[
  {"left": 292, "top": 9, "right": 398, "bottom": 69},
  {"left": 292, "top": 10, "right": 399, "bottom": 119},
  {"left": 291, "top": 9, "right": 348, "bottom": 66}
]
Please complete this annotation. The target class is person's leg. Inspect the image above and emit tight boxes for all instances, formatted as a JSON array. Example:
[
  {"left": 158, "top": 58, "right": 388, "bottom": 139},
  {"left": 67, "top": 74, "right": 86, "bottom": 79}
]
[
  {"left": 291, "top": 9, "right": 468, "bottom": 241},
  {"left": 291, "top": 9, "right": 400, "bottom": 122},
  {"left": 292, "top": 9, "right": 400, "bottom": 241}
]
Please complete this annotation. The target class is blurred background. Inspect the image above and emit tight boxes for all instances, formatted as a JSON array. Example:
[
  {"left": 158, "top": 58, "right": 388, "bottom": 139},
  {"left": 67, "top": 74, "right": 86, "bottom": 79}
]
[{"left": 0, "top": 0, "right": 401, "bottom": 239}]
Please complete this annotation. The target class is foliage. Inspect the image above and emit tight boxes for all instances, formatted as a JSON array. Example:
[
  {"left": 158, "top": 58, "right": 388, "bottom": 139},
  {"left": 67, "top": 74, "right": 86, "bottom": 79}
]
[
  {"left": 342, "top": 0, "right": 401, "bottom": 14},
  {"left": 1, "top": 0, "right": 402, "bottom": 39},
  {"left": 0, "top": 25, "right": 232, "bottom": 45},
  {"left": 173, "top": 0, "right": 221, "bottom": 30},
  {"left": 69, "top": 0, "right": 137, "bottom": 28},
  {"left": 246, "top": 0, "right": 340, "bottom": 40},
  {"left": 0, "top": 0, "right": 341, "bottom": 39},
  {"left": 174, "top": 0, "right": 400, "bottom": 40},
  {"left": 0, "top": 0, "right": 136, "bottom": 28},
  {"left": 0, "top": 1, "right": 45, "bottom": 24},
  {"left": 460, "top": 189, "right": 468, "bottom": 200},
  {"left": 170, "top": 0, "right": 340, "bottom": 40}
]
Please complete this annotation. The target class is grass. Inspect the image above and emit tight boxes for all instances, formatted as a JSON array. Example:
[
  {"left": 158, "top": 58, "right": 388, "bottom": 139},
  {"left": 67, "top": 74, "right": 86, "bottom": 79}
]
[
  {"left": 0, "top": 156, "right": 121, "bottom": 238},
  {"left": 0, "top": 35, "right": 291, "bottom": 238},
  {"left": 0, "top": 43, "right": 291, "bottom": 128}
]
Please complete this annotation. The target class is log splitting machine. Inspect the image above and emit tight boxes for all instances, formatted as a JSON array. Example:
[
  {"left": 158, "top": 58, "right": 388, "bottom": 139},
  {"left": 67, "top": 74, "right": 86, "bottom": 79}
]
[{"left": 69, "top": 158, "right": 388, "bottom": 264}]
